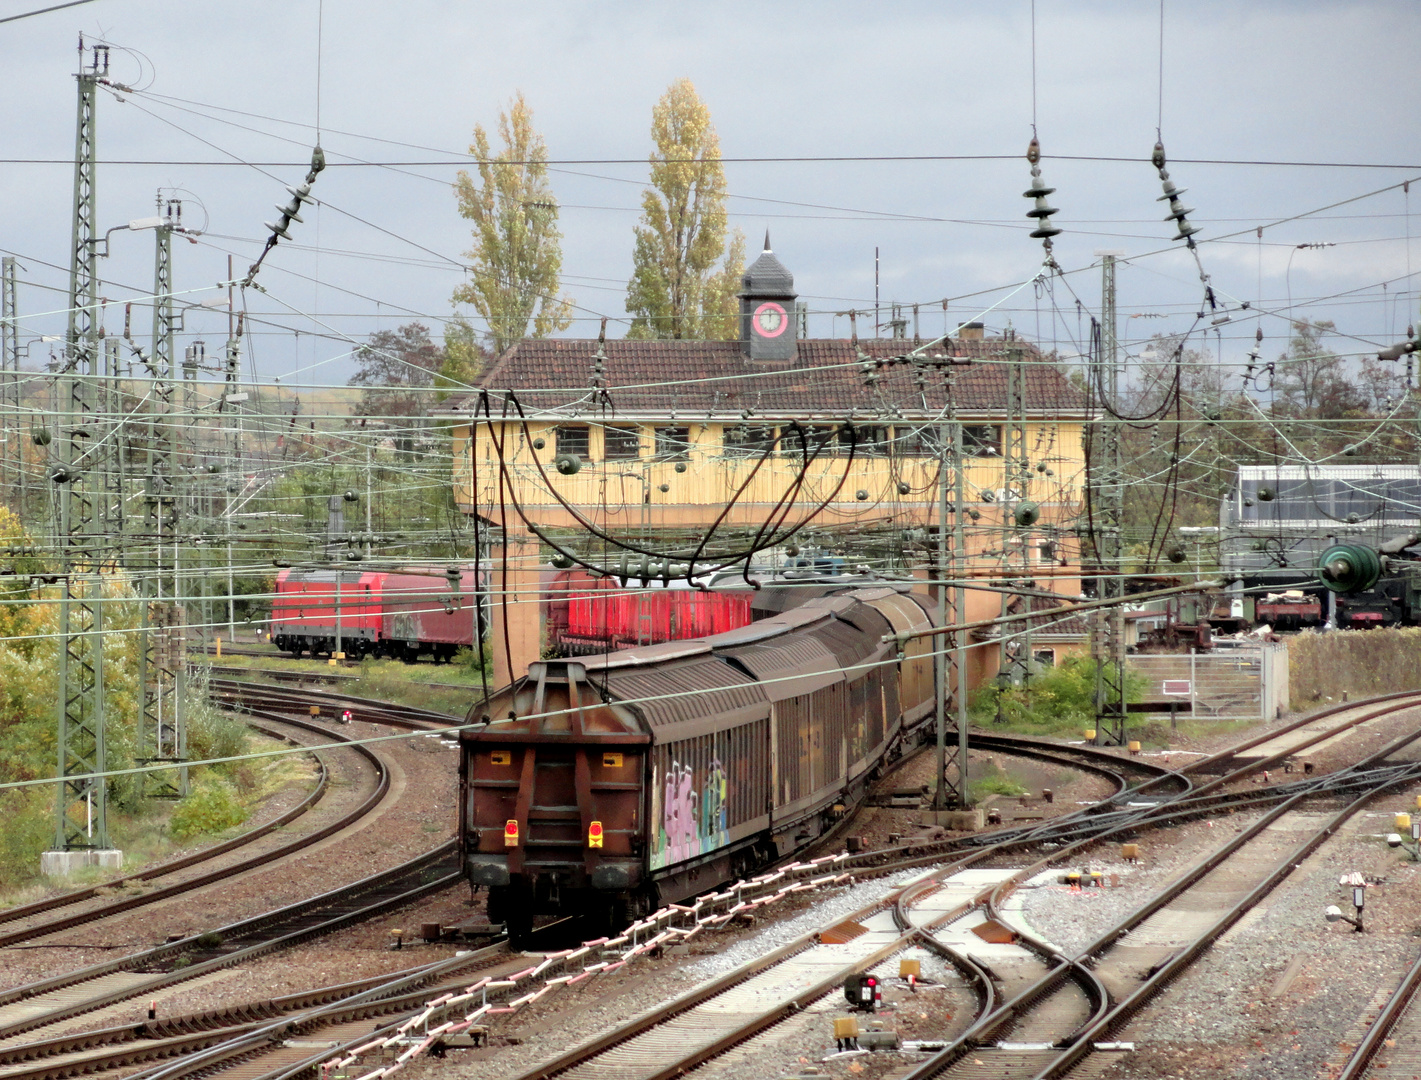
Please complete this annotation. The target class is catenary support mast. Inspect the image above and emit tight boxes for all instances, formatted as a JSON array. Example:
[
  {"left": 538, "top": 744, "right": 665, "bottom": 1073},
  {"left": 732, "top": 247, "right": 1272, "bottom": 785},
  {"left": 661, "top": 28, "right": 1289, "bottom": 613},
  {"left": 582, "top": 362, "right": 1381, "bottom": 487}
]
[
  {"left": 47, "top": 39, "right": 116, "bottom": 866},
  {"left": 1093, "top": 254, "right": 1127, "bottom": 746}
]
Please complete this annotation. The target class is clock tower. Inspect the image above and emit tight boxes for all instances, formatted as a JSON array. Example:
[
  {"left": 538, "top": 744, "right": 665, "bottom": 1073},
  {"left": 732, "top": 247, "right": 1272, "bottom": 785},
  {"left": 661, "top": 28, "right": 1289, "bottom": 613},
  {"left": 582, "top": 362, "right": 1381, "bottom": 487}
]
[{"left": 739, "top": 233, "right": 797, "bottom": 363}]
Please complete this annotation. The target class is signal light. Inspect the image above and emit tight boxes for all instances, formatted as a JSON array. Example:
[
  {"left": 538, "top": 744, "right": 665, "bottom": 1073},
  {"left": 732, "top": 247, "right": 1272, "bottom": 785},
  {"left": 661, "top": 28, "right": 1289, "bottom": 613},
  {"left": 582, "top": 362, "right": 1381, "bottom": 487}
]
[
  {"left": 340, "top": 709, "right": 353, "bottom": 724},
  {"left": 504, "top": 820, "right": 519, "bottom": 847},
  {"left": 588, "top": 821, "right": 604, "bottom": 848},
  {"left": 843, "top": 972, "right": 880, "bottom": 1011}
]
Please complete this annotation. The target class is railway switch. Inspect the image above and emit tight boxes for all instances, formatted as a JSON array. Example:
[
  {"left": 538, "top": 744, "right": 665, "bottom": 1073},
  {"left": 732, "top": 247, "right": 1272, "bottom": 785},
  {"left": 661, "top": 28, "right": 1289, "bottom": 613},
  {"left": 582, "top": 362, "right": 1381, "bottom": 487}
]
[
  {"left": 588, "top": 821, "right": 604, "bottom": 848},
  {"left": 844, "top": 973, "right": 880, "bottom": 1012},
  {"left": 504, "top": 820, "right": 519, "bottom": 847}
]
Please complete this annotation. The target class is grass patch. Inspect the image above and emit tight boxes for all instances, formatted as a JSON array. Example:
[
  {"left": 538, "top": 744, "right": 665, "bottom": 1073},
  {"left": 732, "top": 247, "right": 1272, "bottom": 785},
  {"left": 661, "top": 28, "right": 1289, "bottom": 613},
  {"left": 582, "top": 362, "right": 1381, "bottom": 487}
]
[
  {"left": 168, "top": 776, "right": 247, "bottom": 840},
  {"left": 968, "top": 757, "right": 1031, "bottom": 803}
]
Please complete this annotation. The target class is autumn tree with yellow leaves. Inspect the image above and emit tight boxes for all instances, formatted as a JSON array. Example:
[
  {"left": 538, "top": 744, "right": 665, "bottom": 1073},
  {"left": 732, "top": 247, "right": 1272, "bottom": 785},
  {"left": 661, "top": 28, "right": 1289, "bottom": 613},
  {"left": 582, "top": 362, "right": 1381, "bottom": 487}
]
[
  {"left": 452, "top": 93, "right": 573, "bottom": 357},
  {"left": 626, "top": 79, "right": 745, "bottom": 341}
]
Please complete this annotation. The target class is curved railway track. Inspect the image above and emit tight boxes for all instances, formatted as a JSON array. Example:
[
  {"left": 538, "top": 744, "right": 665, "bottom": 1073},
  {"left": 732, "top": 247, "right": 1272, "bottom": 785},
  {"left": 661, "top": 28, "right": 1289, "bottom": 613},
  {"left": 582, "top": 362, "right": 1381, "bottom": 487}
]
[
  {"left": 0, "top": 677, "right": 459, "bottom": 952},
  {"left": 0, "top": 712, "right": 391, "bottom": 951},
  {"left": 0, "top": 681, "right": 465, "bottom": 1050},
  {"left": 0, "top": 840, "right": 461, "bottom": 1044},
  {"left": 12, "top": 690, "right": 1421, "bottom": 1080},
  {"left": 373, "top": 690, "right": 1421, "bottom": 1080},
  {"left": 894, "top": 702, "right": 1421, "bottom": 1080}
]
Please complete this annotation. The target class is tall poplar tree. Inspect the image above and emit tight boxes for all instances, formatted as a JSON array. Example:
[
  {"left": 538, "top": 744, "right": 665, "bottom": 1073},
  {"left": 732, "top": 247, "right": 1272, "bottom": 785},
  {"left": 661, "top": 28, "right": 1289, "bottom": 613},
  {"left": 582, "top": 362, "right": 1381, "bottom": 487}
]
[
  {"left": 626, "top": 79, "right": 745, "bottom": 340},
  {"left": 452, "top": 93, "right": 572, "bottom": 356}
]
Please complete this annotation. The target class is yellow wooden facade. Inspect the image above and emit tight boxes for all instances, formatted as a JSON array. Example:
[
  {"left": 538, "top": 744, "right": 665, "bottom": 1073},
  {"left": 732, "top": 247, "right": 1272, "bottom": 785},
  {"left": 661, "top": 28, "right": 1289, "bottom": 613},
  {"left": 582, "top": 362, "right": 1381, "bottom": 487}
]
[{"left": 448, "top": 413, "right": 1089, "bottom": 689}]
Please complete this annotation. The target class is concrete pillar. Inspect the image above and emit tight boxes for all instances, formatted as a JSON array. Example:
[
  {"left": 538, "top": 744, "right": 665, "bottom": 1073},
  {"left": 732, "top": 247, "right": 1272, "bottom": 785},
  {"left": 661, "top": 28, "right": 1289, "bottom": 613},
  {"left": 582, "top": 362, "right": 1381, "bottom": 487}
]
[
  {"left": 489, "top": 525, "right": 542, "bottom": 691},
  {"left": 41, "top": 849, "right": 123, "bottom": 877}
]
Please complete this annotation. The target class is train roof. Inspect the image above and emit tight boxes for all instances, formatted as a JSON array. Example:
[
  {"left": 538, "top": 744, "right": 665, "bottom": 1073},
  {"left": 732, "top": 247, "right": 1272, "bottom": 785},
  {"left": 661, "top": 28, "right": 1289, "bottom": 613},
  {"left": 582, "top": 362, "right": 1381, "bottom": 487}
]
[{"left": 465, "top": 580, "right": 933, "bottom": 738}]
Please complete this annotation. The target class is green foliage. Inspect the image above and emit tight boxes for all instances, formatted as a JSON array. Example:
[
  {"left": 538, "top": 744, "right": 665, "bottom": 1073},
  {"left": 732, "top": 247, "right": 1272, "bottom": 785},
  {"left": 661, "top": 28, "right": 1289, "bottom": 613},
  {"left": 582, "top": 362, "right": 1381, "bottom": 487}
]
[
  {"left": 0, "top": 512, "right": 257, "bottom": 886},
  {"left": 349, "top": 323, "right": 453, "bottom": 446},
  {"left": 0, "top": 789, "right": 55, "bottom": 891},
  {"left": 168, "top": 776, "right": 247, "bottom": 840},
  {"left": 626, "top": 79, "right": 744, "bottom": 341},
  {"left": 452, "top": 92, "right": 572, "bottom": 356},
  {"left": 971, "top": 656, "right": 1145, "bottom": 736},
  {"left": 439, "top": 317, "right": 485, "bottom": 397},
  {"left": 970, "top": 773, "right": 1029, "bottom": 801}
]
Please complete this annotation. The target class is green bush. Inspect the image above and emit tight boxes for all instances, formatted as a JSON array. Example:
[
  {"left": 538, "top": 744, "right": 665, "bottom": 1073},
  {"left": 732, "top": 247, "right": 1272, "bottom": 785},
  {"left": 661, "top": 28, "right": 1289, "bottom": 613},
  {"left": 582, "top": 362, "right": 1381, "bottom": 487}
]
[
  {"left": 971, "top": 656, "right": 1145, "bottom": 736},
  {"left": 168, "top": 776, "right": 247, "bottom": 840},
  {"left": 0, "top": 789, "right": 55, "bottom": 890}
]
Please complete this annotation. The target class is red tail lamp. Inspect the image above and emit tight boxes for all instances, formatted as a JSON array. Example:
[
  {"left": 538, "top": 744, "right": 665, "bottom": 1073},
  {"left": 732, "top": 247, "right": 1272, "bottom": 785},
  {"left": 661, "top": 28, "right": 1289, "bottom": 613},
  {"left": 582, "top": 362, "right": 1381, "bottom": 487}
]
[
  {"left": 588, "top": 821, "right": 604, "bottom": 849},
  {"left": 504, "top": 820, "right": 519, "bottom": 847}
]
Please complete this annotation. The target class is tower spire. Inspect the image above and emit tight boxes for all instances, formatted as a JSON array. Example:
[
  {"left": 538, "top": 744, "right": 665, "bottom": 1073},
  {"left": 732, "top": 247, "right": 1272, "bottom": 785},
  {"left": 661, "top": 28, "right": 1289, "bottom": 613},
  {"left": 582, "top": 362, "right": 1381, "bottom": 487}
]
[{"left": 763, "top": 229, "right": 771, "bottom": 253}]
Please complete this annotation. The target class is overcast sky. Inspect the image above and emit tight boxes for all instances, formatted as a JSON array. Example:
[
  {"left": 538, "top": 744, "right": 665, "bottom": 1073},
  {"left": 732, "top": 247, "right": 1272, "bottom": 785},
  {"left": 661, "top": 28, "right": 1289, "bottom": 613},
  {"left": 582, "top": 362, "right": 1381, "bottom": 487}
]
[{"left": 2, "top": 0, "right": 1418, "bottom": 389}]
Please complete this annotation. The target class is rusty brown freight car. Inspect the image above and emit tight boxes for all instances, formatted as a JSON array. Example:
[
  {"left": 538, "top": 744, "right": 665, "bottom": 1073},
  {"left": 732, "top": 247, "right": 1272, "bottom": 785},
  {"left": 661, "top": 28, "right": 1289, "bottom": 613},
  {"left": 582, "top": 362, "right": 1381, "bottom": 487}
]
[{"left": 458, "top": 587, "right": 936, "bottom": 938}]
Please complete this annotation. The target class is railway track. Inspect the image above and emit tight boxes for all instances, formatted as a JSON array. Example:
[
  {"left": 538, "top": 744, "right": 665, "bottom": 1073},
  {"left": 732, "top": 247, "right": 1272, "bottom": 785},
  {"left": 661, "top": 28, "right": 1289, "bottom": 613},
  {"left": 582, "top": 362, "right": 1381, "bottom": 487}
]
[
  {"left": 1, "top": 675, "right": 462, "bottom": 952},
  {"left": 0, "top": 710, "right": 393, "bottom": 951},
  {"left": 328, "top": 690, "right": 1419, "bottom": 1080},
  {"left": 0, "top": 679, "right": 467, "bottom": 1052},
  {"left": 207, "top": 678, "right": 461, "bottom": 729},
  {"left": 14, "top": 692, "right": 1419, "bottom": 1080},
  {"left": 893, "top": 706, "right": 1421, "bottom": 1079},
  {"left": 0, "top": 840, "right": 460, "bottom": 1045}
]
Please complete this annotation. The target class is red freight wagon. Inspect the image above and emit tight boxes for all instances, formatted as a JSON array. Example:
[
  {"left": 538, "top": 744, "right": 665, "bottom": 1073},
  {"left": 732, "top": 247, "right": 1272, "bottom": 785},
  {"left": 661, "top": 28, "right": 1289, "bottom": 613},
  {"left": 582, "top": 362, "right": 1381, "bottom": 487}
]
[
  {"left": 271, "top": 568, "right": 480, "bottom": 662},
  {"left": 548, "top": 569, "right": 754, "bottom": 654}
]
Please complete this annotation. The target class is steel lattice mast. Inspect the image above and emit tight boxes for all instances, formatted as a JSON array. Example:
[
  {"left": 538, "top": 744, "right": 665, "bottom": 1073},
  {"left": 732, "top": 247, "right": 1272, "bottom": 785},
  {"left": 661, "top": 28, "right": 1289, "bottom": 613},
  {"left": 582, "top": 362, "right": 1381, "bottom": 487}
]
[
  {"left": 997, "top": 340, "right": 1033, "bottom": 685},
  {"left": 137, "top": 201, "right": 187, "bottom": 797},
  {"left": 1, "top": 256, "right": 18, "bottom": 512},
  {"left": 49, "top": 39, "right": 112, "bottom": 858},
  {"left": 1092, "top": 253, "right": 1127, "bottom": 746}
]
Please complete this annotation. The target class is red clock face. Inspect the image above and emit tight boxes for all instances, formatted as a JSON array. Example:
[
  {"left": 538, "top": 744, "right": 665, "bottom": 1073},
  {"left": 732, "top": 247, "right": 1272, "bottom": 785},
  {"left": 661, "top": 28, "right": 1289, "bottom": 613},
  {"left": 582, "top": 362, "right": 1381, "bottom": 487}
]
[{"left": 753, "top": 301, "right": 788, "bottom": 339}]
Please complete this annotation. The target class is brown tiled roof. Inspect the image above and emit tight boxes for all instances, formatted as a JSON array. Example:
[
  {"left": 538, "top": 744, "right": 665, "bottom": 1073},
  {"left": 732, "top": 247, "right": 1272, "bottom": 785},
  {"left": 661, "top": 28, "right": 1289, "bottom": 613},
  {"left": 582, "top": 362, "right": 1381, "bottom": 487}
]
[
  {"left": 969, "top": 592, "right": 1091, "bottom": 642},
  {"left": 442, "top": 337, "right": 1085, "bottom": 420}
]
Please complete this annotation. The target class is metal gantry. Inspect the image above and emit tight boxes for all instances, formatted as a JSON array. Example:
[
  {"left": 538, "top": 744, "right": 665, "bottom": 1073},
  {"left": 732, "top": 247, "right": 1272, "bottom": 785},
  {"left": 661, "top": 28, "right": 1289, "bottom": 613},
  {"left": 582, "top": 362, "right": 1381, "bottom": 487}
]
[
  {"left": 51, "top": 40, "right": 112, "bottom": 854},
  {"left": 1092, "top": 254, "right": 1128, "bottom": 746}
]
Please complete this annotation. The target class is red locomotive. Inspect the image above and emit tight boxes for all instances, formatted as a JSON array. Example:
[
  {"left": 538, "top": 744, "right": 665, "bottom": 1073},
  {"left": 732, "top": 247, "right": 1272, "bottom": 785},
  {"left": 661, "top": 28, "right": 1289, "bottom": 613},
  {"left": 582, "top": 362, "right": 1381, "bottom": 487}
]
[
  {"left": 271, "top": 567, "right": 481, "bottom": 662},
  {"left": 545, "top": 568, "right": 755, "bottom": 654}
]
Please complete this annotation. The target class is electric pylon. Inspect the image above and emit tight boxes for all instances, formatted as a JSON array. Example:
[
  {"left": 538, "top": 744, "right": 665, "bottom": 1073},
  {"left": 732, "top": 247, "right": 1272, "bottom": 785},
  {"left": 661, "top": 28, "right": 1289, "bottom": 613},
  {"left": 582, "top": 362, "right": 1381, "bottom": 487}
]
[
  {"left": 1092, "top": 254, "right": 1127, "bottom": 745},
  {"left": 48, "top": 38, "right": 114, "bottom": 861},
  {"left": 1, "top": 257, "right": 17, "bottom": 512},
  {"left": 137, "top": 197, "right": 187, "bottom": 798}
]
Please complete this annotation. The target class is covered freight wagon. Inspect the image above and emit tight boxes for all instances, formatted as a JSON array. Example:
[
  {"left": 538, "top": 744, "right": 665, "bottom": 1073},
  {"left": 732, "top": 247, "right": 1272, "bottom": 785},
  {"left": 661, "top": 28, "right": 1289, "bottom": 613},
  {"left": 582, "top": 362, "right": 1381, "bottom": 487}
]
[
  {"left": 459, "top": 586, "right": 936, "bottom": 936},
  {"left": 546, "top": 568, "right": 755, "bottom": 654}
]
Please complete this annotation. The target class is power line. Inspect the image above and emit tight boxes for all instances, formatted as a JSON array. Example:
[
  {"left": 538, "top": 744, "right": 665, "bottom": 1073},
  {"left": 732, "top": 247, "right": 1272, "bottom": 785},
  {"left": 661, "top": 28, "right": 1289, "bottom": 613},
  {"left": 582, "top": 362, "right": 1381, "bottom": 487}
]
[{"left": 0, "top": 0, "right": 98, "bottom": 25}]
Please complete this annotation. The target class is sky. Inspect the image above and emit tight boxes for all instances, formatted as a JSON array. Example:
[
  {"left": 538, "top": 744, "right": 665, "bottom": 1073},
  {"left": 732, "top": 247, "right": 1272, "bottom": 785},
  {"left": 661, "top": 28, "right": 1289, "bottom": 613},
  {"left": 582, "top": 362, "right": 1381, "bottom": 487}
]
[{"left": 1, "top": 0, "right": 1418, "bottom": 390}]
